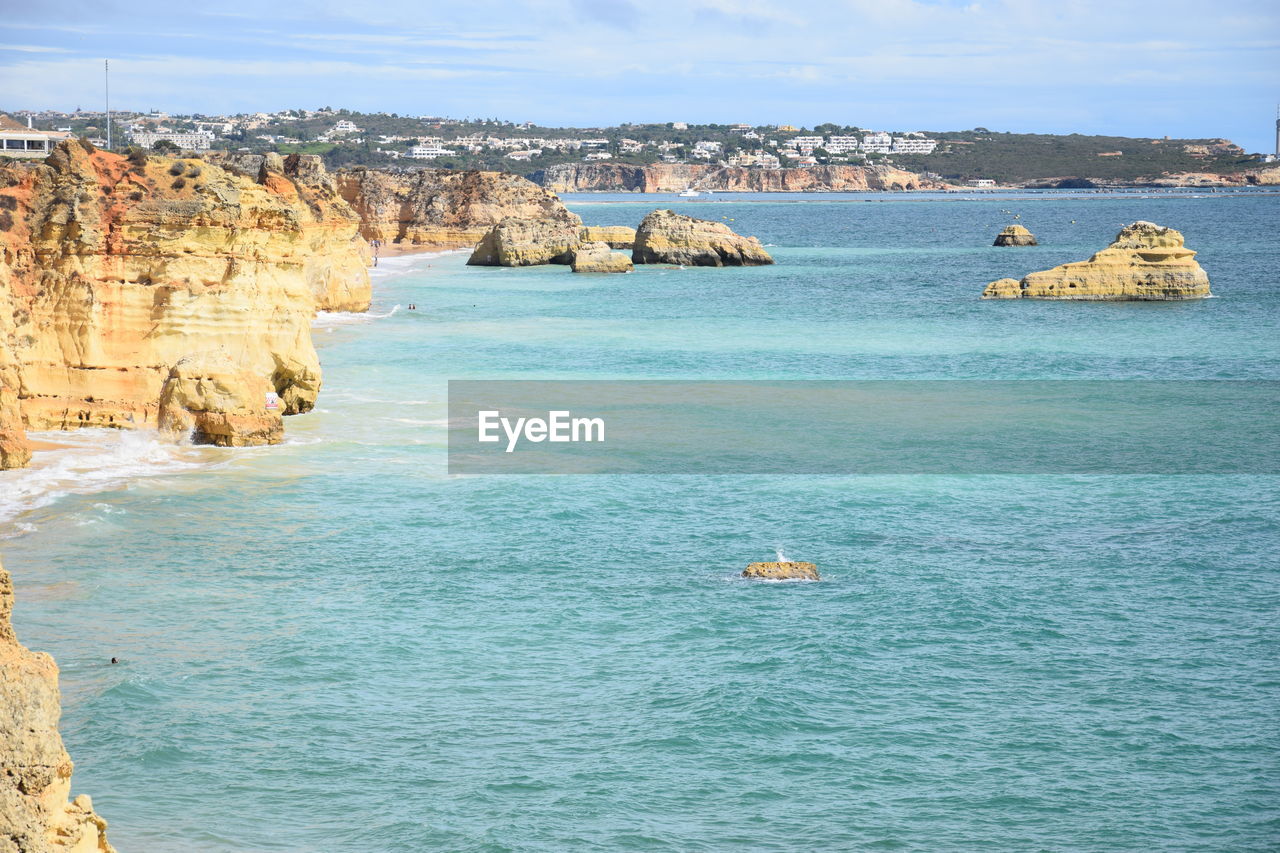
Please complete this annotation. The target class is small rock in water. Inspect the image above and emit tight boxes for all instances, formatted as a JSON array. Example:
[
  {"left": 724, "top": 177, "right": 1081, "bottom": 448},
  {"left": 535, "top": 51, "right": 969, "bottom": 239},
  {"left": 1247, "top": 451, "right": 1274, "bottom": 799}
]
[
  {"left": 993, "top": 224, "right": 1037, "bottom": 246},
  {"left": 743, "top": 561, "right": 820, "bottom": 581}
]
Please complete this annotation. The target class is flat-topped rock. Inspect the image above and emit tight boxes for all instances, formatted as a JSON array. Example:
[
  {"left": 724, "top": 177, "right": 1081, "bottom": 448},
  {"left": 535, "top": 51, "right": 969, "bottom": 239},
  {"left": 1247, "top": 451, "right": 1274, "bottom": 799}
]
[
  {"left": 994, "top": 224, "right": 1037, "bottom": 246},
  {"left": 983, "top": 221, "right": 1210, "bottom": 300},
  {"left": 571, "top": 242, "right": 633, "bottom": 273},
  {"left": 158, "top": 353, "right": 284, "bottom": 447},
  {"left": 580, "top": 225, "right": 636, "bottom": 249},
  {"left": 466, "top": 213, "right": 584, "bottom": 266},
  {"left": 632, "top": 209, "right": 774, "bottom": 267},
  {"left": 743, "top": 561, "right": 820, "bottom": 581}
]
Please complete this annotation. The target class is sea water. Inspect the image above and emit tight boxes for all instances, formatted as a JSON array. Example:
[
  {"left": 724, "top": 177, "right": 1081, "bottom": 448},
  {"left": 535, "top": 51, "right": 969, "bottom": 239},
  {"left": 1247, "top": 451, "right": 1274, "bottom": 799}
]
[{"left": 2, "top": 193, "right": 1277, "bottom": 851}]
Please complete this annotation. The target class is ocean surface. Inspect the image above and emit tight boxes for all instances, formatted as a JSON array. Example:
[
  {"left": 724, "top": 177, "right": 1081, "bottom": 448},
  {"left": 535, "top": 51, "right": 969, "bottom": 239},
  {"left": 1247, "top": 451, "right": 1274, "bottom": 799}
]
[{"left": 2, "top": 192, "right": 1278, "bottom": 851}]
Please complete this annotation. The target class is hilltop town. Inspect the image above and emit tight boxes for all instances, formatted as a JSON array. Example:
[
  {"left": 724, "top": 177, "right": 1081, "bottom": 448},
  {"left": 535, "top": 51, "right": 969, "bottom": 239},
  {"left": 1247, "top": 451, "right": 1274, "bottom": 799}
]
[{"left": 3, "top": 106, "right": 1273, "bottom": 187}]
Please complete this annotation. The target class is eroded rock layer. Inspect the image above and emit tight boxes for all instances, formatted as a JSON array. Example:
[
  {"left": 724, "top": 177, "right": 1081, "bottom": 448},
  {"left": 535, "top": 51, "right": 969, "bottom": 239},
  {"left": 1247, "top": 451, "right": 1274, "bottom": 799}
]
[
  {"left": 570, "top": 242, "right": 633, "bottom": 274},
  {"left": 532, "top": 163, "right": 945, "bottom": 193},
  {"left": 0, "top": 141, "right": 372, "bottom": 464},
  {"left": 983, "top": 221, "right": 1210, "bottom": 300},
  {"left": 158, "top": 352, "right": 284, "bottom": 447},
  {"left": 336, "top": 168, "right": 573, "bottom": 249},
  {"left": 0, "top": 558, "right": 115, "bottom": 853}
]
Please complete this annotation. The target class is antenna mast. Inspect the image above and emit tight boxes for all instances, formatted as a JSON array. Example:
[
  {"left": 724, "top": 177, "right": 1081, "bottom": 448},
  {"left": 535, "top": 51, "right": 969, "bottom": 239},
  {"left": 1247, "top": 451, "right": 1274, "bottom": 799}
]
[{"left": 105, "top": 59, "right": 111, "bottom": 150}]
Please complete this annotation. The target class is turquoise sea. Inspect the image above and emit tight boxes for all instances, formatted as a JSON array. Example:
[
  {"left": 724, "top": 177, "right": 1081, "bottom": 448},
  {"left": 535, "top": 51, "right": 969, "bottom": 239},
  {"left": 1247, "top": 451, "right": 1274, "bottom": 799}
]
[{"left": 2, "top": 191, "right": 1278, "bottom": 851}]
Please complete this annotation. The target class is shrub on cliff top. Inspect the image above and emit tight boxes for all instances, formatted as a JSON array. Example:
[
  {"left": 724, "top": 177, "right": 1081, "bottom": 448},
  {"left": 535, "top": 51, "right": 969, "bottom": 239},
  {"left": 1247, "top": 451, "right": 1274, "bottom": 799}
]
[
  {"left": 168, "top": 162, "right": 185, "bottom": 177},
  {"left": 171, "top": 177, "right": 187, "bottom": 190}
]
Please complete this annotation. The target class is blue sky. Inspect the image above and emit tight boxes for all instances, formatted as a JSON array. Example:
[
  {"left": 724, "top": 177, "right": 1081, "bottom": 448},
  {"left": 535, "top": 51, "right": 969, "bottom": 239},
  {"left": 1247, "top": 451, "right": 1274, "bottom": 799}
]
[{"left": 3, "top": 0, "right": 1278, "bottom": 150}]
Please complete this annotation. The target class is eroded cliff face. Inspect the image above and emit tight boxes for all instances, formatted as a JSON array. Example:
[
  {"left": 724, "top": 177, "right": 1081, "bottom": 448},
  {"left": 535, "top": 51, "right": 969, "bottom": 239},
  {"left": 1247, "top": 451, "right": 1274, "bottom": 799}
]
[
  {"left": 0, "top": 141, "right": 371, "bottom": 462},
  {"left": 531, "top": 163, "right": 945, "bottom": 193},
  {"left": 336, "top": 168, "right": 572, "bottom": 248},
  {"left": 0, "top": 559, "right": 115, "bottom": 853}
]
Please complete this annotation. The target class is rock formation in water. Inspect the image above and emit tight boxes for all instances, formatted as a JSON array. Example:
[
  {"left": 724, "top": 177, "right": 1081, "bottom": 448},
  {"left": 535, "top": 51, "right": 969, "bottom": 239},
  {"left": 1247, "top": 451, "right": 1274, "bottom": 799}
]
[
  {"left": 579, "top": 226, "right": 636, "bottom": 249},
  {"left": 157, "top": 352, "right": 284, "bottom": 446},
  {"left": 335, "top": 168, "right": 573, "bottom": 249},
  {"left": 983, "top": 221, "right": 1211, "bottom": 300},
  {"left": 531, "top": 163, "right": 946, "bottom": 193},
  {"left": 0, "top": 559, "right": 116, "bottom": 853},
  {"left": 466, "top": 212, "right": 585, "bottom": 266},
  {"left": 570, "top": 242, "right": 633, "bottom": 274},
  {"left": 0, "top": 140, "right": 372, "bottom": 466},
  {"left": 632, "top": 210, "right": 774, "bottom": 267},
  {"left": 993, "top": 224, "right": 1037, "bottom": 246},
  {"left": 742, "top": 561, "right": 821, "bottom": 581}
]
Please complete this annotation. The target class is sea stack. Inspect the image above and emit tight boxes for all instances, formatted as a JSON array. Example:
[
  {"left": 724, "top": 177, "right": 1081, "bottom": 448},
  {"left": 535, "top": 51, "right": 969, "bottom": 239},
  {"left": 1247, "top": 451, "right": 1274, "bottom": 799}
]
[
  {"left": 994, "top": 224, "right": 1037, "bottom": 246},
  {"left": 579, "top": 226, "right": 637, "bottom": 249},
  {"left": 743, "top": 561, "right": 821, "bottom": 581},
  {"left": 983, "top": 221, "right": 1210, "bottom": 300},
  {"left": 0, "top": 559, "right": 116, "bottom": 853},
  {"left": 466, "top": 213, "right": 584, "bottom": 266},
  {"left": 632, "top": 210, "right": 774, "bottom": 267}
]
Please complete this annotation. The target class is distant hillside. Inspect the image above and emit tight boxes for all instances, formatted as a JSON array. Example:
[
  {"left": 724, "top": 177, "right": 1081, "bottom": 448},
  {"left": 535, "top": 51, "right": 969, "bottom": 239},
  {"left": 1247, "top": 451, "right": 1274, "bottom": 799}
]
[{"left": 889, "top": 131, "right": 1253, "bottom": 184}]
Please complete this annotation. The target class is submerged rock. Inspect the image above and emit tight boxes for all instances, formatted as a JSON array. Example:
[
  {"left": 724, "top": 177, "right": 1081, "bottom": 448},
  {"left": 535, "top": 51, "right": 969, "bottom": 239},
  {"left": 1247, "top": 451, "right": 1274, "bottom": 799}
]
[
  {"left": 580, "top": 225, "right": 636, "bottom": 249},
  {"left": 632, "top": 210, "right": 774, "bottom": 267},
  {"left": 983, "top": 221, "right": 1210, "bottom": 300},
  {"left": 158, "top": 353, "right": 284, "bottom": 447},
  {"left": 570, "top": 242, "right": 633, "bottom": 274},
  {"left": 743, "top": 561, "right": 820, "bottom": 581},
  {"left": 994, "top": 224, "right": 1037, "bottom": 246},
  {"left": 0, "top": 558, "right": 116, "bottom": 853},
  {"left": 466, "top": 214, "right": 584, "bottom": 266}
]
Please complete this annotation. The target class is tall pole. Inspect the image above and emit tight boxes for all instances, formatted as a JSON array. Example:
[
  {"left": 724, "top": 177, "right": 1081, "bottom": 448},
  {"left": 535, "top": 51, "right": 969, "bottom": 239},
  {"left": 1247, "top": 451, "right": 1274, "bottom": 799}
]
[{"left": 105, "top": 60, "right": 111, "bottom": 150}]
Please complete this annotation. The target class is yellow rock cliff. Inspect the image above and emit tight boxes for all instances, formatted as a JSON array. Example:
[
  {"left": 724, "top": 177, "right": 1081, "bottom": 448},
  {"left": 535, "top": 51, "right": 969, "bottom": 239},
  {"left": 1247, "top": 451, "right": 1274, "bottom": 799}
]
[{"left": 0, "top": 558, "right": 115, "bottom": 853}]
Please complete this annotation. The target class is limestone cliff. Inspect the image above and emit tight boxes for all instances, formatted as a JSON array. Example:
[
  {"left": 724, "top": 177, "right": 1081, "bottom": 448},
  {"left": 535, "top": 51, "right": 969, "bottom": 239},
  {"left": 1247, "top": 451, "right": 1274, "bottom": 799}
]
[
  {"left": 336, "top": 168, "right": 572, "bottom": 249},
  {"left": 531, "top": 163, "right": 945, "bottom": 193},
  {"left": 579, "top": 226, "right": 636, "bottom": 249},
  {"left": 0, "top": 558, "right": 115, "bottom": 853},
  {"left": 632, "top": 210, "right": 774, "bottom": 267},
  {"left": 0, "top": 141, "right": 371, "bottom": 463},
  {"left": 983, "top": 221, "right": 1210, "bottom": 300}
]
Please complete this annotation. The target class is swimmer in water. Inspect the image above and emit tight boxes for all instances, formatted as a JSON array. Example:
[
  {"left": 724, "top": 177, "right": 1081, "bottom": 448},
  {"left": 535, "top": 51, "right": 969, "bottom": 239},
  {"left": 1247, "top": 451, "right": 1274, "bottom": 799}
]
[{"left": 110, "top": 657, "right": 118, "bottom": 664}]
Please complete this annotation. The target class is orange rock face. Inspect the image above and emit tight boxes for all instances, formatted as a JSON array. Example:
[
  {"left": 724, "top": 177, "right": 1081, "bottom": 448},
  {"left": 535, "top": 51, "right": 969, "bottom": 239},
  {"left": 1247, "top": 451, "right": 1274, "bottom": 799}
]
[
  {"left": 0, "top": 141, "right": 373, "bottom": 465},
  {"left": 532, "top": 163, "right": 947, "bottom": 193}
]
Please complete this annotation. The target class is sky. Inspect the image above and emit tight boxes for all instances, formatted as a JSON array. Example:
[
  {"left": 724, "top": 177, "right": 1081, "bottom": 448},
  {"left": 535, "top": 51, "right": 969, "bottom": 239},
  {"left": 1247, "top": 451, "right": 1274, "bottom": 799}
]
[{"left": 2, "top": 0, "right": 1278, "bottom": 150}]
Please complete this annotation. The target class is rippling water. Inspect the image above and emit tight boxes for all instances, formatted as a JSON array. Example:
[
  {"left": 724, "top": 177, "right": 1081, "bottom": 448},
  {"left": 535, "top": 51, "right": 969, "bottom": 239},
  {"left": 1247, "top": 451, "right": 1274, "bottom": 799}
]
[{"left": 2, "top": 193, "right": 1278, "bottom": 851}]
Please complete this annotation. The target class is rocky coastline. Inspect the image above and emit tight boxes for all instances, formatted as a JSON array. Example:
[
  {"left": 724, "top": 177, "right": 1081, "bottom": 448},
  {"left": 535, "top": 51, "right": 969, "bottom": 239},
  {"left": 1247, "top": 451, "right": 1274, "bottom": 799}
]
[
  {"left": 530, "top": 163, "right": 947, "bottom": 193},
  {"left": 0, "top": 142, "right": 581, "bottom": 466},
  {"left": 0, "top": 558, "right": 115, "bottom": 853}
]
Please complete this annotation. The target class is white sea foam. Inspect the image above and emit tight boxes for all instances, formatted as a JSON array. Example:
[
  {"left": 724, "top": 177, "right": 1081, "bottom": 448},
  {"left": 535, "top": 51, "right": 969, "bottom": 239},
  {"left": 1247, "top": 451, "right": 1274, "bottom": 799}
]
[
  {"left": 312, "top": 304, "right": 401, "bottom": 329},
  {"left": 0, "top": 429, "right": 223, "bottom": 536}
]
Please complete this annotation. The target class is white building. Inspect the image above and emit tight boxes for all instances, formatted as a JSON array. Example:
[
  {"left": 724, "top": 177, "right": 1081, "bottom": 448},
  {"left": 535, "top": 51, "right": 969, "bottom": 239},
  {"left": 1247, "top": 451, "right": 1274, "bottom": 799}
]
[
  {"left": 790, "top": 135, "right": 824, "bottom": 150},
  {"left": 129, "top": 129, "right": 216, "bottom": 150},
  {"left": 970, "top": 179, "right": 997, "bottom": 188},
  {"left": 862, "top": 132, "right": 893, "bottom": 153},
  {"left": 579, "top": 138, "right": 610, "bottom": 149},
  {"left": 506, "top": 150, "right": 541, "bottom": 161},
  {"left": 584, "top": 151, "right": 613, "bottom": 160},
  {"left": 0, "top": 114, "right": 73, "bottom": 159},
  {"left": 671, "top": 122, "right": 688, "bottom": 130},
  {"left": 408, "top": 145, "right": 454, "bottom": 159},
  {"left": 727, "top": 152, "right": 781, "bottom": 169},
  {"left": 891, "top": 134, "right": 938, "bottom": 154},
  {"left": 332, "top": 119, "right": 361, "bottom": 134},
  {"left": 824, "top": 135, "right": 862, "bottom": 154}
]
